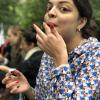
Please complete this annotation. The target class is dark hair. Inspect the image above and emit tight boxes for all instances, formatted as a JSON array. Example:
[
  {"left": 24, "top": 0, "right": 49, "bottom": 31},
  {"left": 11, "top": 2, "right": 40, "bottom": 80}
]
[
  {"left": 73, "top": 0, "right": 93, "bottom": 39},
  {"left": 8, "top": 26, "right": 23, "bottom": 48},
  {"left": 21, "top": 28, "right": 37, "bottom": 46}
]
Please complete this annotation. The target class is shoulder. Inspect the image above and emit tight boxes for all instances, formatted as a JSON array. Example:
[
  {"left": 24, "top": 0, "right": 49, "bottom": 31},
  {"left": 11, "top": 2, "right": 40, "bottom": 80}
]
[
  {"left": 82, "top": 37, "right": 100, "bottom": 55},
  {"left": 74, "top": 37, "right": 100, "bottom": 65},
  {"left": 87, "top": 37, "right": 100, "bottom": 49},
  {"left": 81, "top": 37, "right": 100, "bottom": 65}
]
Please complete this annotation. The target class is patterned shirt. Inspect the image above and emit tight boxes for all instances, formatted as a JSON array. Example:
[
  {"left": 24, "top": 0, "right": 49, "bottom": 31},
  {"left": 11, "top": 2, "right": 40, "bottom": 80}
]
[{"left": 35, "top": 37, "right": 100, "bottom": 100}]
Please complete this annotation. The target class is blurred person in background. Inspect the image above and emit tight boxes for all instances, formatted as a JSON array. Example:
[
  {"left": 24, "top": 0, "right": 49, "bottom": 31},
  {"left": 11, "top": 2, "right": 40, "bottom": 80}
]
[
  {"left": 0, "top": 25, "right": 23, "bottom": 100},
  {"left": 0, "top": 26, "right": 23, "bottom": 66},
  {"left": 0, "top": 28, "right": 43, "bottom": 100},
  {"left": 17, "top": 28, "right": 43, "bottom": 100},
  {"left": 7, "top": 26, "right": 23, "bottom": 67}
]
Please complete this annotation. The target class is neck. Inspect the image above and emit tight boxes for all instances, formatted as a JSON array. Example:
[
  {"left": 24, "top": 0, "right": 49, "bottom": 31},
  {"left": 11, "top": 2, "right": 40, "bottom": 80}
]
[{"left": 66, "top": 34, "right": 85, "bottom": 53}]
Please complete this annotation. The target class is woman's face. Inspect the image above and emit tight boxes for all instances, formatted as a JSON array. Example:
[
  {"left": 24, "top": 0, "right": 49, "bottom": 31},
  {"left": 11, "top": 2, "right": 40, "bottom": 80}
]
[
  {"left": 44, "top": 0, "right": 80, "bottom": 41},
  {"left": 7, "top": 30, "right": 20, "bottom": 45}
]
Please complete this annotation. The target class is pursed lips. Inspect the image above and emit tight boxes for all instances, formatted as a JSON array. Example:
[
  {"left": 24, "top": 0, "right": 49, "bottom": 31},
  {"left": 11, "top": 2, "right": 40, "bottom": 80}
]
[{"left": 46, "top": 22, "right": 57, "bottom": 29}]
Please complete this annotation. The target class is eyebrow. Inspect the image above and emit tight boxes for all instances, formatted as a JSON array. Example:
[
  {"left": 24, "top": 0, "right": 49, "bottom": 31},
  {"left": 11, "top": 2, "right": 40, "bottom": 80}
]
[
  {"left": 48, "top": 1, "right": 72, "bottom": 6},
  {"left": 59, "top": 1, "right": 72, "bottom": 4}
]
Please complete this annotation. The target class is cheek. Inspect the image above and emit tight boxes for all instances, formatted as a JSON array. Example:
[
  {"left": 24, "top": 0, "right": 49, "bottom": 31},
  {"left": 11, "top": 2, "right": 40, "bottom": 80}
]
[
  {"left": 60, "top": 14, "right": 78, "bottom": 28},
  {"left": 56, "top": 17, "right": 78, "bottom": 41},
  {"left": 58, "top": 15, "right": 78, "bottom": 34},
  {"left": 10, "top": 37, "right": 14, "bottom": 42},
  {"left": 14, "top": 37, "right": 19, "bottom": 43}
]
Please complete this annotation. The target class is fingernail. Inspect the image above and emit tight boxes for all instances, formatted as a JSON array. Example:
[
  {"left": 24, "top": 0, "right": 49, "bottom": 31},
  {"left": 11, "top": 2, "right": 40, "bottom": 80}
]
[
  {"left": 11, "top": 71, "right": 14, "bottom": 75},
  {"left": 11, "top": 71, "right": 16, "bottom": 75},
  {"left": 10, "top": 71, "right": 19, "bottom": 76},
  {"left": 33, "top": 24, "right": 35, "bottom": 28},
  {"left": 16, "top": 80, "right": 19, "bottom": 84},
  {"left": 33, "top": 24, "right": 36, "bottom": 27}
]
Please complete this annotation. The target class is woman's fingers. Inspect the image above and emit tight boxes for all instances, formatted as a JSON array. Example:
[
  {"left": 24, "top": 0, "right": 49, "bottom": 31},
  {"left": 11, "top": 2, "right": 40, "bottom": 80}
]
[
  {"left": 2, "top": 74, "right": 17, "bottom": 84},
  {"left": 2, "top": 70, "right": 21, "bottom": 84},
  {"left": 0, "top": 65, "right": 10, "bottom": 73},
  {"left": 6, "top": 80, "right": 19, "bottom": 89},
  {"left": 43, "top": 22, "right": 51, "bottom": 34},
  {"left": 43, "top": 22, "right": 59, "bottom": 37},
  {"left": 9, "top": 70, "right": 21, "bottom": 77},
  {"left": 2, "top": 76, "right": 11, "bottom": 84},
  {"left": 36, "top": 34, "right": 44, "bottom": 44},
  {"left": 5, "top": 79, "right": 20, "bottom": 94},
  {"left": 51, "top": 27, "right": 60, "bottom": 37},
  {"left": 10, "top": 86, "right": 20, "bottom": 94},
  {"left": 33, "top": 24, "right": 46, "bottom": 39}
]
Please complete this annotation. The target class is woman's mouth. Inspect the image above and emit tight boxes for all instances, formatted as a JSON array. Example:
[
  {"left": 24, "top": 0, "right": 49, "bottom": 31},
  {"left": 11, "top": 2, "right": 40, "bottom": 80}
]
[{"left": 46, "top": 22, "right": 57, "bottom": 29}]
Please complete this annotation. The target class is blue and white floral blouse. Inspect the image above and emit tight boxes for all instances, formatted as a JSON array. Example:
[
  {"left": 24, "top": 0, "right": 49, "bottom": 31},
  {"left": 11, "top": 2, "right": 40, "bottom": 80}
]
[{"left": 35, "top": 37, "right": 100, "bottom": 100}]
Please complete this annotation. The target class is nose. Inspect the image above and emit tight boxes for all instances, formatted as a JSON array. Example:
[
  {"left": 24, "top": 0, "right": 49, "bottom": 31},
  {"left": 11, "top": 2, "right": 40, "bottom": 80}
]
[{"left": 48, "top": 7, "right": 57, "bottom": 18}]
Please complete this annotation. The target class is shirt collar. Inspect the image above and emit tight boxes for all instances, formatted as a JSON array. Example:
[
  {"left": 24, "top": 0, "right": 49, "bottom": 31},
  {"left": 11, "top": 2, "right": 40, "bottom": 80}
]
[
  {"left": 69, "top": 37, "right": 99, "bottom": 55},
  {"left": 24, "top": 47, "right": 41, "bottom": 60}
]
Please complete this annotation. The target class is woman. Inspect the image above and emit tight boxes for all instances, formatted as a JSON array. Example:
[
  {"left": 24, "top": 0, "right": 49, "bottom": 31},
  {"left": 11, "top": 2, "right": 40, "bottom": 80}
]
[
  {"left": 0, "top": 26, "right": 23, "bottom": 66},
  {"left": 1, "top": 0, "right": 100, "bottom": 99},
  {"left": 17, "top": 29, "right": 43, "bottom": 100},
  {"left": 18, "top": 29, "right": 43, "bottom": 88},
  {"left": 0, "top": 26, "right": 23, "bottom": 100},
  {"left": 7, "top": 26, "right": 23, "bottom": 67}
]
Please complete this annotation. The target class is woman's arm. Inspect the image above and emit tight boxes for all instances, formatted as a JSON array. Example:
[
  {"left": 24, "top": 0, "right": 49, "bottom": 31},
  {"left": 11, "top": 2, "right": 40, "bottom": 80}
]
[
  {"left": 49, "top": 49, "right": 100, "bottom": 99},
  {"left": 0, "top": 67, "right": 36, "bottom": 100},
  {"left": 24, "top": 87, "right": 35, "bottom": 100}
]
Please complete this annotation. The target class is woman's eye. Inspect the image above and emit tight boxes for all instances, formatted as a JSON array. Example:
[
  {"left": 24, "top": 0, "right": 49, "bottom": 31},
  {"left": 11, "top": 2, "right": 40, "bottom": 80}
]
[
  {"left": 60, "top": 7, "right": 70, "bottom": 12},
  {"left": 46, "top": 4, "right": 52, "bottom": 12}
]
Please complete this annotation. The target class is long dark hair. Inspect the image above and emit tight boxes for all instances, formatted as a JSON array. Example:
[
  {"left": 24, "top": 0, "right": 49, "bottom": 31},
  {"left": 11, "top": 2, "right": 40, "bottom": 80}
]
[{"left": 73, "top": 0, "right": 93, "bottom": 39}]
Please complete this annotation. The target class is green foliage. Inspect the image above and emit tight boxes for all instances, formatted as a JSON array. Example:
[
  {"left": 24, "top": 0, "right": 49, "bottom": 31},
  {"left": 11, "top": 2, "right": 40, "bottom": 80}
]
[
  {"left": 0, "top": 0, "right": 19, "bottom": 26},
  {"left": 0, "top": 0, "right": 48, "bottom": 29},
  {"left": 92, "top": 0, "right": 100, "bottom": 24},
  {"left": 15, "top": 0, "right": 48, "bottom": 28},
  {"left": 0, "top": 0, "right": 100, "bottom": 30}
]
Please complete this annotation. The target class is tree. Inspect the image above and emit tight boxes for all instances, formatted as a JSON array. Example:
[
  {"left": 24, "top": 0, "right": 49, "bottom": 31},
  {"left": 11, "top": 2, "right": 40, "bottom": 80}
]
[
  {"left": 92, "top": 0, "right": 100, "bottom": 26},
  {"left": 14, "top": 0, "right": 48, "bottom": 28},
  {"left": 0, "top": 0, "right": 100, "bottom": 31},
  {"left": 0, "top": 0, "right": 20, "bottom": 30}
]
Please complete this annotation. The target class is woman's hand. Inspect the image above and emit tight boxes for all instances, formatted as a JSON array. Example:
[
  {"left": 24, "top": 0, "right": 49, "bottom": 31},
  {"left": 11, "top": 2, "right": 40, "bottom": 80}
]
[
  {"left": 0, "top": 66, "right": 31, "bottom": 94},
  {"left": 34, "top": 22, "right": 68, "bottom": 66}
]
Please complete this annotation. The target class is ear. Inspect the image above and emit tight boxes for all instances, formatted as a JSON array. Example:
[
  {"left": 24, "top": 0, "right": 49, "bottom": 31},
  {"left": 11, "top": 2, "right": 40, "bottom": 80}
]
[{"left": 77, "top": 17, "right": 87, "bottom": 31}]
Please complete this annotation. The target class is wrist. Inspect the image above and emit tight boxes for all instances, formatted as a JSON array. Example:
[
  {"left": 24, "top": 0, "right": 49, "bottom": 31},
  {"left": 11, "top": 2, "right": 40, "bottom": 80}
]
[
  {"left": 24, "top": 86, "right": 35, "bottom": 100},
  {"left": 24, "top": 86, "right": 32, "bottom": 94},
  {"left": 55, "top": 53, "right": 68, "bottom": 67}
]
